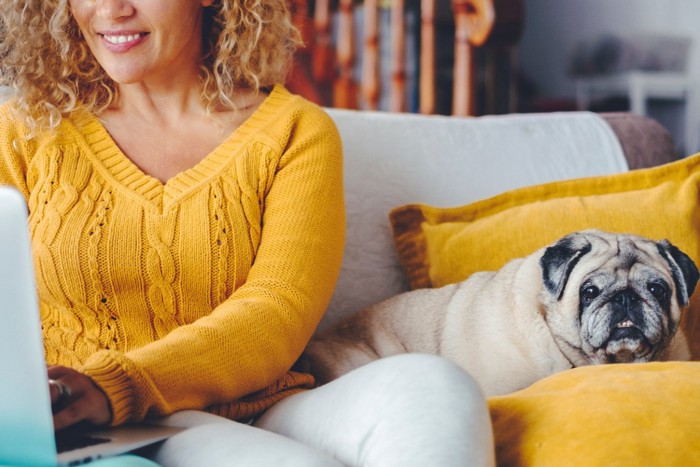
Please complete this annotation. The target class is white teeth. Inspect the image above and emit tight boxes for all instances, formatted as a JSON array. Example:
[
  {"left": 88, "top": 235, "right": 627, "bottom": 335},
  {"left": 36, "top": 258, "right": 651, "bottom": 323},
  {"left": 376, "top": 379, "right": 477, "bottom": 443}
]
[
  {"left": 617, "top": 320, "right": 635, "bottom": 328},
  {"left": 103, "top": 34, "right": 142, "bottom": 45}
]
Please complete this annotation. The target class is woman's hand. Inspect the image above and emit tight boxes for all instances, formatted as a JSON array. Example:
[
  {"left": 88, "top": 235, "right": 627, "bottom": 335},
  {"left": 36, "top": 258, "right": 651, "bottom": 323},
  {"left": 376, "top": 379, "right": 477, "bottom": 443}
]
[{"left": 48, "top": 366, "right": 112, "bottom": 430}]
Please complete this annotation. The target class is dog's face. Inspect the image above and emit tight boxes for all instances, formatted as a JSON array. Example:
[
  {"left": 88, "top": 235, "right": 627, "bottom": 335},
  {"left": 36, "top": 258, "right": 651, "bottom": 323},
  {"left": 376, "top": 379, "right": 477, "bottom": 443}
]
[{"left": 539, "top": 230, "right": 699, "bottom": 365}]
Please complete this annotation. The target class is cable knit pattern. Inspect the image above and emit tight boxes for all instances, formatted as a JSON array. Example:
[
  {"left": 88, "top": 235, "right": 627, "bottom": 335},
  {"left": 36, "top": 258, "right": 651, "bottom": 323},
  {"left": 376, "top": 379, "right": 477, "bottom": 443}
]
[
  {"left": 212, "top": 182, "right": 230, "bottom": 305},
  {"left": 145, "top": 210, "right": 179, "bottom": 336},
  {"left": 0, "top": 85, "right": 345, "bottom": 425}
]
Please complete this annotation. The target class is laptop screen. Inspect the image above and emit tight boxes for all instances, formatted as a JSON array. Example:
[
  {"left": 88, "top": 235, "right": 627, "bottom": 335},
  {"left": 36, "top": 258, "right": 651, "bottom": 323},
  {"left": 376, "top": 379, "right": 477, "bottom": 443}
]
[{"left": 0, "top": 186, "right": 58, "bottom": 466}]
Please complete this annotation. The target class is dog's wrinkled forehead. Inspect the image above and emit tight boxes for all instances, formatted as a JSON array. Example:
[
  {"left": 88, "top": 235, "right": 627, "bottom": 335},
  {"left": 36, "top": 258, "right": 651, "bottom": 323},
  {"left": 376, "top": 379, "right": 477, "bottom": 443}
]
[
  {"left": 594, "top": 235, "right": 657, "bottom": 269},
  {"left": 541, "top": 230, "right": 660, "bottom": 300},
  {"left": 614, "top": 237, "right": 640, "bottom": 266}
]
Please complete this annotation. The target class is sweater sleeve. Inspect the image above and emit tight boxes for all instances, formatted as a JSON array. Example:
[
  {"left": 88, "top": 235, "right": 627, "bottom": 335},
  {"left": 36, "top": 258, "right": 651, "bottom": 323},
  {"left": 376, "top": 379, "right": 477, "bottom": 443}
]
[{"left": 82, "top": 103, "right": 346, "bottom": 424}]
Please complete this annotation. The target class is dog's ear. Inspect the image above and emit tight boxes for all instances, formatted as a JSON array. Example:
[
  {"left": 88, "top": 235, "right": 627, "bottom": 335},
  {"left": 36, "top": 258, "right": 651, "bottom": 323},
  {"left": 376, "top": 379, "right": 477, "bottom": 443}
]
[
  {"left": 540, "top": 233, "right": 593, "bottom": 300},
  {"left": 657, "top": 240, "right": 700, "bottom": 306}
]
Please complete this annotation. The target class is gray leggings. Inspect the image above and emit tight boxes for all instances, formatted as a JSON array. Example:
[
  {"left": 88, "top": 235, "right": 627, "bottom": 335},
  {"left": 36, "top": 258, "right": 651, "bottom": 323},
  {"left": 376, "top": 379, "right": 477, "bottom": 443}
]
[{"left": 143, "top": 354, "right": 495, "bottom": 466}]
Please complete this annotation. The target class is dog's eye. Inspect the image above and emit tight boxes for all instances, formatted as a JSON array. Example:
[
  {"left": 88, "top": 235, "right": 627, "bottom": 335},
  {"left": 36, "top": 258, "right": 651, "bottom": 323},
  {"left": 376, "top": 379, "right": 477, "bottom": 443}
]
[
  {"left": 581, "top": 285, "right": 600, "bottom": 303},
  {"left": 648, "top": 282, "right": 668, "bottom": 301}
]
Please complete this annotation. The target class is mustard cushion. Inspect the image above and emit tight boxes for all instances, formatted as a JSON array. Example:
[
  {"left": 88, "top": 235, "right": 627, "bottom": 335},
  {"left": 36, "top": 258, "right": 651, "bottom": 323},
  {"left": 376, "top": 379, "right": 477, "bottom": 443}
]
[
  {"left": 389, "top": 153, "right": 700, "bottom": 357},
  {"left": 488, "top": 362, "right": 700, "bottom": 467}
]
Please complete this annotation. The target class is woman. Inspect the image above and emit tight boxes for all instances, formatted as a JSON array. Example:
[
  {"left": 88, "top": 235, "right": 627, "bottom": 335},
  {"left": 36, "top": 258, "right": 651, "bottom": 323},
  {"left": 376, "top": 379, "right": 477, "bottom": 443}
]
[{"left": 0, "top": 0, "right": 495, "bottom": 465}]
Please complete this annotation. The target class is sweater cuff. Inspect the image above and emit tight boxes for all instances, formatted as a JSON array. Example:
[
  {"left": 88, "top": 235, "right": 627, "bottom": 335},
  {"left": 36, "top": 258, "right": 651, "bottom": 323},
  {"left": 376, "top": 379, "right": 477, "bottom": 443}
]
[{"left": 81, "top": 351, "right": 137, "bottom": 426}]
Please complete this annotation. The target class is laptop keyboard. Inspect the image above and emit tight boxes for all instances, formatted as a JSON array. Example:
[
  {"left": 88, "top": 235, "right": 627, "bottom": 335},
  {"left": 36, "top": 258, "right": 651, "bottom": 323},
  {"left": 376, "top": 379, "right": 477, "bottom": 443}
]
[{"left": 55, "top": 430, "right": 111, "bottom": 453}]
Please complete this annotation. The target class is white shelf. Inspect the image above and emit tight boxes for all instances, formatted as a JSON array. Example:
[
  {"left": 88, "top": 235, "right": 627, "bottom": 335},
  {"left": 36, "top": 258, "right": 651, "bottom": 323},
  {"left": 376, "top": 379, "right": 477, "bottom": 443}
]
[{"left": 576, "top": 71, "right": 699, "bottom": 154}]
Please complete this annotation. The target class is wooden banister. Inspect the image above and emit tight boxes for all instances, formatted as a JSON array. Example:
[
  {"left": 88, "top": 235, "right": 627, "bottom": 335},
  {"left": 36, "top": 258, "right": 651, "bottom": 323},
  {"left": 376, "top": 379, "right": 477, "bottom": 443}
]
[
  {"left": 389, "top": 0, "right": 407, "bottom": 112},
  {"left": 419, "top": 0, "right": 436, "bottom": 114},
  {"left": 312, "top": 0, "right": 334, "bottom": 84},
  {"left": 451, "top": 0, "right": 495, "bottom": 116},
  {"left": 286, "top": 0, "right": 323, "bottom": 104},
  {"left": 361, "top": 0, "right": 380, "bottom": 110},
  {"left": 334, "top": 0, "right": 358, "bottom": 109},
  {"left": 289, "top": 0, "right": 521, "bottom": 115}
]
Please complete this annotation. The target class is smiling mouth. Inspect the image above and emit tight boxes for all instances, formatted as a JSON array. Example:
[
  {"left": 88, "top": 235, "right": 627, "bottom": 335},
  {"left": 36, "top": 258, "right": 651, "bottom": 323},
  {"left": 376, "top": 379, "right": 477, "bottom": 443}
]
[{"left": 101, "top": 33, "right": 147, "bottom": 45}]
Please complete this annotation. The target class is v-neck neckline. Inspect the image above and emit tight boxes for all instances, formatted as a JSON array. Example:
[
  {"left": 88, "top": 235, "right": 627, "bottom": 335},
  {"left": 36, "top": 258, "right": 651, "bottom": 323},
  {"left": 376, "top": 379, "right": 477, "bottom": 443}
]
[{"left": 67, "top": 84, "right": 288, "bottom": 210}]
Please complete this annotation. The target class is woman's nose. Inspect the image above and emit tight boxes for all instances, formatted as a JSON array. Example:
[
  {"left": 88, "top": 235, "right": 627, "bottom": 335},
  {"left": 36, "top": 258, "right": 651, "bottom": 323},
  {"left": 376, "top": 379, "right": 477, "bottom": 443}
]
[{"left": 94, "top": 0, "right": 135, "bottom": 20}]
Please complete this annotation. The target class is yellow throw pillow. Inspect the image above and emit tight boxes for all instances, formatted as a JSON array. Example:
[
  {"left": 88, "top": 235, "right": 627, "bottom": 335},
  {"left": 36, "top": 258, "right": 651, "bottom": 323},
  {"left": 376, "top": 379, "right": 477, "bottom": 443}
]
[
  {"left": 488, "top": 361, "right": 700, "bottom": 466},
  {"left": 390, "top": 153, "right": 700, "bottom": 357}
]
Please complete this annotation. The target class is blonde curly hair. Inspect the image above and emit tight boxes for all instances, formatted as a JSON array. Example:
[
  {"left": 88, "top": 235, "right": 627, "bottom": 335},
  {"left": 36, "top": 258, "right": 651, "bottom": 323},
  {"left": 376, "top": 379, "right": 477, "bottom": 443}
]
[{"left": 0, "top": 0, "right": 301, "bottom": 131}]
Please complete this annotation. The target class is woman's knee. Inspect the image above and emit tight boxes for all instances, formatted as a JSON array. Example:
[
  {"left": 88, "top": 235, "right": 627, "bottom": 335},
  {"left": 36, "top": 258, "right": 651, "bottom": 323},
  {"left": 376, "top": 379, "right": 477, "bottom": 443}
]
[
  {"left": 145, "top": 419, "right": 343, "bottom": 467},
  {"left": 367, "top": 354, "right": 488, "bottom": 413},
  {"left": 256, "top": 354, "right": 495, "bottom": 467},
  {"left": 353, "top": 353, "right": 487, "bottom": 405},
  {"left": 339, "top": 354, "right": 495, "bottom": 466}
]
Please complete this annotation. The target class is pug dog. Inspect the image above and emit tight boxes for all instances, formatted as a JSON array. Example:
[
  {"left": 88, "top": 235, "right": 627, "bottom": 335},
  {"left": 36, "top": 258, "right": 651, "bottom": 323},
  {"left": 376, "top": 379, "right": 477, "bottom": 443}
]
[{"left": 303, "top": 230, "right": 699, "bottom": 397}]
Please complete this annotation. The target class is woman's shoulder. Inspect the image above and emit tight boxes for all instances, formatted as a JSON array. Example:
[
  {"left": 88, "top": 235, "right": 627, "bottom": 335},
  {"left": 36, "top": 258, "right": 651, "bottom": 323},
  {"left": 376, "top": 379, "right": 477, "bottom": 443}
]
[
  {"left": 265, "top": 85, "right": 337, "bottom": 129},
  {"left": 0, "top": 101, "right": 76, "bottom": 142},
  {"left": 243, "top": 85, "right": 340, "bottom": 152},
  {"left": 245, "top": 86, "right": 341, "bottom": 164},
  {"left": 0, "top": 99, "right": 31, "bottom": 141},
  {"left": 0, "top": 99, "right": 22, "bottom": 123}
]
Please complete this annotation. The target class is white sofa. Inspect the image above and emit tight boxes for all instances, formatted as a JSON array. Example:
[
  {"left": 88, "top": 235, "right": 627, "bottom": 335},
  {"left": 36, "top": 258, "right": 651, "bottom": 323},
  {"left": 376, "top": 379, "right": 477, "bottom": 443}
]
[
  {"left": 317, "top": 109, "right": 700, "bottom": 467},
  {"left": 319, "top": 108, "right": 675, "bottom": 332}
]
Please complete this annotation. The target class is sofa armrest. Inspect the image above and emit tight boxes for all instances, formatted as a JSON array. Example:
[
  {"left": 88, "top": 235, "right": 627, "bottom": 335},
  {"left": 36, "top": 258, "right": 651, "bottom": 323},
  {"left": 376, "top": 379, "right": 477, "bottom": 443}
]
[{"left": 601, "top": 112, "right": 676, "bottom": 169}]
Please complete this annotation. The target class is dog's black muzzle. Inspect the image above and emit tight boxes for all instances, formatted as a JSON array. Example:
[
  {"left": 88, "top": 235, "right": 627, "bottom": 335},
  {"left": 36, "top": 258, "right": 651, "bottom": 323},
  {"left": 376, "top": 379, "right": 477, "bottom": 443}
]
[{"left": 607, "top": 289, "right": 649, "bottom": 342}]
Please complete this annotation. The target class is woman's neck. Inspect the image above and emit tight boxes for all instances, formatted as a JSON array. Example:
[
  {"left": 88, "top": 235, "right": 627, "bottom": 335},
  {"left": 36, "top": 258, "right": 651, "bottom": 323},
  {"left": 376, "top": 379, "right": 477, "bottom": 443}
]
[{"left": 109, "top": 78, "right": 208, "bottom": 126}]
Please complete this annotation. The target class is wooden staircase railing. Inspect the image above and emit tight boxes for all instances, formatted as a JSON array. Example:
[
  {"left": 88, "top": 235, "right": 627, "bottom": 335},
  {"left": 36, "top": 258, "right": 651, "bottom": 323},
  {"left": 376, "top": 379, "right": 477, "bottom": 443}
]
[{"left": 288, "top": 0, "right": 523, "bottom": 116}]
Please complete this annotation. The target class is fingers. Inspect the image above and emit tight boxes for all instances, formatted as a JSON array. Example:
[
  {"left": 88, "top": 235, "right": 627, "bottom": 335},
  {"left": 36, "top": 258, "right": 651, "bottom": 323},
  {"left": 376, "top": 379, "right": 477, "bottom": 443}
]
[
  {"left": 48, "top": 365, "right": 75, "bottom": 410},
  {"left": 48, "top": 366, "right": 112, "bottom": 430},
  {"left": 49, "top": 378, "right": 72, "bottom": 411},
  {"left": 53, "top": 392, "right": 110, "bottom": 430}
]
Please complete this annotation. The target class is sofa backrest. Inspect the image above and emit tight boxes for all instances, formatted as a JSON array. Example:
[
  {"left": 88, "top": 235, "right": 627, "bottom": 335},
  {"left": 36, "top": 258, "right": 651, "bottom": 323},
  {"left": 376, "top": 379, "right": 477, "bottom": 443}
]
[{"left": 320, "top": 109, "right": 633, "bottom": 332}]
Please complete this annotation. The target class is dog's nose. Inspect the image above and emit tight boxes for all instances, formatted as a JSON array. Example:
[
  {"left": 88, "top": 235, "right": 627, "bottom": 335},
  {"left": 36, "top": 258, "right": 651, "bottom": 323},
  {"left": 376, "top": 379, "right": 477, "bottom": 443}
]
[
  {"left": 613, "top": 289, "right": 640, "bottom": 308},
  {"left": 610, "top": 289, "right": 646, "bottom": 330}
]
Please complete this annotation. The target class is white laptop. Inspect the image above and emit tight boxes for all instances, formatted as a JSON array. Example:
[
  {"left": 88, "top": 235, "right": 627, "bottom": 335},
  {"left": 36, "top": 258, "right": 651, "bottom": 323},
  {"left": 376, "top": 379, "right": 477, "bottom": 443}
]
[{"left": 0, "top": 186, "right": 182, "bottom": 466}]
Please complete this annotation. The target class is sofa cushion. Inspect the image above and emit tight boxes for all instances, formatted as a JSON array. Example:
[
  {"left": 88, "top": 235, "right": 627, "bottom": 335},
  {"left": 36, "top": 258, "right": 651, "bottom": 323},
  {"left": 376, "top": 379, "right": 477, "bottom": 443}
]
[
  {"left": 488, "top": 361, "right": 700, "bottom": 466},
  {"left": 389, "top": 153, "right": 700, "bottom": 356}
]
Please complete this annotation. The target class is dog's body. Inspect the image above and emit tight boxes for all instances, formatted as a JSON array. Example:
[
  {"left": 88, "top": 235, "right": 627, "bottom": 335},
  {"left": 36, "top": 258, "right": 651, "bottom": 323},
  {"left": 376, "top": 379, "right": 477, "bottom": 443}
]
[{"left": 304, "top": 230, "right": 699, "bottom": 396}]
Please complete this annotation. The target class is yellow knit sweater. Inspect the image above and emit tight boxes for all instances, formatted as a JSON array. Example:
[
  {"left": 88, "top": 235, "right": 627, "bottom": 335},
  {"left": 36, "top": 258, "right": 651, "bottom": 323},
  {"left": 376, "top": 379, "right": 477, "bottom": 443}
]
[{"left": 0, "top": 85, "right": 345, "bottom": 425}]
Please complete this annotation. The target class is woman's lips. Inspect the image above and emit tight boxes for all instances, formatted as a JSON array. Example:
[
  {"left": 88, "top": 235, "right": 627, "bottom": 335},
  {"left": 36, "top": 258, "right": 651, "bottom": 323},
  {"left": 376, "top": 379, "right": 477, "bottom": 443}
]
[{"left": 99, "top": 32, "right": 148, "bottom": 52}]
